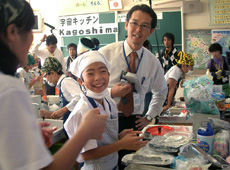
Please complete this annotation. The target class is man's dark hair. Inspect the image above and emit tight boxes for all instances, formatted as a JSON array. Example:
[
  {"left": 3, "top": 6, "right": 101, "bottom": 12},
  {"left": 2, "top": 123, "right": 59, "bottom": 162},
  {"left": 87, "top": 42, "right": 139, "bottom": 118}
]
[
  {"left": 209, "top": 43, "right": 222, "bottom": 54},
  {"left": 162, "top": 32, "right": 175, "bottom": 47},
  {"left": 126, "top": 4, "right": 157, "bottom": 29},
  {"left": 67, "top": 43, "right": 77, "bottom": 50},
  {"left": 143, "top": 39, "right": 152, "bottom": 52},
  {"left": 46, "top": 34, "right": 57, "bottom": 46},
  {"left": 143, "top": 40, "right": 150, "bottom": 48}
]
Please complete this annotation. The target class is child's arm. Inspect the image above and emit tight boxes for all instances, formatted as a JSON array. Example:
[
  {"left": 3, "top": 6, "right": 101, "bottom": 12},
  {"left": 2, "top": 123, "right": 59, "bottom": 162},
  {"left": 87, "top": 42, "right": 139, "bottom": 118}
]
[
  {"left": 29, "top": 75, "right": 41, "bottom": 89},
  {"left": 50, "top": 106, "right": 69, "bottom": 119},
  {"left": 118, "top": 129, "right": 142, "bottom": 139},
  {"left": 40, "top": 109, "right": 53, "bottom": 118},
  {"left": 81, "top": 132, "right": 147, "bottom": 160},
  {"left": 41, "top": 108, "right": 107, "bottom": 170},
  {"left": 163, "top": 78, "right": 178, "bottom": 112}
]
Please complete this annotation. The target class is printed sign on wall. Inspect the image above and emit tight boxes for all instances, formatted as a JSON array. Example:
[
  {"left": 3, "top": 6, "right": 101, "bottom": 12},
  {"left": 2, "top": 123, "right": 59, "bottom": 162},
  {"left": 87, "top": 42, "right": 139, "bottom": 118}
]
[{"left": 59, "top": 13, "right": 118, "bottom": 36}]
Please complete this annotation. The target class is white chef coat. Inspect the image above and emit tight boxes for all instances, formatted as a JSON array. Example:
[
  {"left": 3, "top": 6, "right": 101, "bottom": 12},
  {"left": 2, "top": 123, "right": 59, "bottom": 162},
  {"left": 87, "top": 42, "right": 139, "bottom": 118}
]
[
  {"left": 99, "top": 40, "right": 168, "bottom": 118},
  {"left": 0, "top": 72, "right": 53, "bottom": 170},
  {"left": 64, "top": 93, "right": 118, "bottom": 164},
  {"left": 33, "top": 42, "right": 66, "bottom": 73},
  {"left": 56, "top": 74, "right": 81, "bottom": 111},
  {"left": 164, "top": 65, "right": 182, "bottom": 84}
]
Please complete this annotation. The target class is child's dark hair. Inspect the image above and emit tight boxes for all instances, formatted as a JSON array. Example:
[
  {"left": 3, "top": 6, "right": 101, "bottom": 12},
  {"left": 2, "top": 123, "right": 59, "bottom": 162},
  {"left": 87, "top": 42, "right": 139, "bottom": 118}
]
[
  {"left": 67, "top": 43, "right": 77, "bottom": 50},
  {"left": 46, "top": 34, "right": 57, "bottom": 46},
  {"left": 0, "top": 1, "right": 35, "bottom": 76},
  {"left": 209, "top": 43, "right": 222, "bottom": 54}
]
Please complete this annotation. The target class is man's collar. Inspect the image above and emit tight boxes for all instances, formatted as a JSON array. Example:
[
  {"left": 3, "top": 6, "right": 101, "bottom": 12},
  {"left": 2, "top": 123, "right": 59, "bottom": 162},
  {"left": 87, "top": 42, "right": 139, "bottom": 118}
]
[
  {"left": 69, "top": 55, "right": 77, "bottom": 60},
  {"left": 124, "top": 40, "right": 143, "bottom": 59}
]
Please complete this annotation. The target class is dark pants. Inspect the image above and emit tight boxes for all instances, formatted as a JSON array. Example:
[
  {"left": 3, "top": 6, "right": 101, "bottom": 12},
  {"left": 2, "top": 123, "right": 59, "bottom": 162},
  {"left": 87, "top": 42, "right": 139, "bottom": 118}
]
[
  {"left": 142, "top": 92, "right": 152, "bottom": 115},
  {"left": 45, "top": 81, "right": 55, "bottom": 95},
  {"left": 118, "top": 113, "right": 141, "bottom": 170}
]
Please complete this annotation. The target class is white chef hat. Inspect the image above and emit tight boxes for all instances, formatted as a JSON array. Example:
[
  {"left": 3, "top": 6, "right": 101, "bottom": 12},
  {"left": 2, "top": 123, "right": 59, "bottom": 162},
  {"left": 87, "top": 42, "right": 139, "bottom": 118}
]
[
  {"left": 77, "top": 37, "right": 94, "bottom": 55},
  {"left": 70, "top": 51, "right": 111, "bottom": 78}
]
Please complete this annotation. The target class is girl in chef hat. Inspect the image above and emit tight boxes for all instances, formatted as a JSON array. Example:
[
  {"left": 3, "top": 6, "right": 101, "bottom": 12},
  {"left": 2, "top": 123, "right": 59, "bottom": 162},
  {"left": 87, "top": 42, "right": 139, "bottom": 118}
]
[{"left": 64, "top": 50, "right": 147, "bottom": 170}]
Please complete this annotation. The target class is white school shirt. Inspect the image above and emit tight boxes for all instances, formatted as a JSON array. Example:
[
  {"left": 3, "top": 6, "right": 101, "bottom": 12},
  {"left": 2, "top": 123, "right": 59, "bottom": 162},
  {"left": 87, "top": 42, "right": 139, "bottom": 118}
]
[
  {"left": 0, "top": 72, "right": 53, "bottom": 170},
  {"left": 64, "top": 93, "right": 118, "bottom": 163},
  {"left": 99, "top": 40, "right": 168, "bottom": 118},
  {"left": 56, "top": 74, "right": 81, "bottom": 111},
  {"left": 33, "top": 42, "right": 66, "bottom": 73},
  {"left": 164, "top": 65, "right": 182, "bottom": 84}
]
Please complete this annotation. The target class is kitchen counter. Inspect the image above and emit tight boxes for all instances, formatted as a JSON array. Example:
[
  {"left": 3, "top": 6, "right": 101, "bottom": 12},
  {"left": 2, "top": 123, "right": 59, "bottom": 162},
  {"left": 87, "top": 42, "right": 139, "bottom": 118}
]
[{"left": 37, "top": 118, "right": 65, "bottom": 144}]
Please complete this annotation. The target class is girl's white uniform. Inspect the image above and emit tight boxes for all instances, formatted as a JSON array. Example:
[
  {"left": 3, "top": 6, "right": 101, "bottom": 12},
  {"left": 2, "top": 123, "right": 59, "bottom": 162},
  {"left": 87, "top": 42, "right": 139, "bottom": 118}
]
[{"left": 0, "top": 72, "right": 53, "bottom": 170}]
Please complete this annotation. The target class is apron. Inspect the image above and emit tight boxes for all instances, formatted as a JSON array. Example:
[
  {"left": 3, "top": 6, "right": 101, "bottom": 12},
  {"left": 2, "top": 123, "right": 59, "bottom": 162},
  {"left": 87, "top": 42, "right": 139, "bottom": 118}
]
[
  {"left": 59, "top": 77, "right": 71, "bottom": 137},
  {"left": 59, "top": 77, "right": 71, "bottom": 123},
  {"left": 82, "top": 96, "right": 119, "bottom": 170}
]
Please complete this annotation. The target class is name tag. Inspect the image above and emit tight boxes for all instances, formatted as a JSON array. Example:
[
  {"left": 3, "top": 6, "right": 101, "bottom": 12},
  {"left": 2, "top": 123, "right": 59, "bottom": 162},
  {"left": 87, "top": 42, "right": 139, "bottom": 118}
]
[{"left": 133, "top": 92, "right": 140, "bottom": 113}]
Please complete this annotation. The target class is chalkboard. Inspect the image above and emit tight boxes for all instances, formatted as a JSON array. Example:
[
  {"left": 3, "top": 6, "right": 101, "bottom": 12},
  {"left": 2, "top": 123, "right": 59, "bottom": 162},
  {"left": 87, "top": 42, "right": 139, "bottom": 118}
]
[
  {"left": 118, "top": 11, "right": 182, "bottom": 54},
  {"left": 61, "top": 11, "right": 182, "bottom": 56}
]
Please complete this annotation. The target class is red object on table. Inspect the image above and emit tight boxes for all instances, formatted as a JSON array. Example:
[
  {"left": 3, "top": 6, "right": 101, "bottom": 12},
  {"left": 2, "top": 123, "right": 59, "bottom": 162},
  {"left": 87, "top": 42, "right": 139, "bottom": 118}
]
[{"left": 145, "top": 126, "right": 174, "bottom": 136}]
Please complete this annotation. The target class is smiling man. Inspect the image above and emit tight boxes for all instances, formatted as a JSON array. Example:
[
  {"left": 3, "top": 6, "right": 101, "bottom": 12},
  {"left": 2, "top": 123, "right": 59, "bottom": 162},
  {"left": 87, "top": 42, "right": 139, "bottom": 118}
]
[{"left": 99, "top": 4, "right": 167, "bottom": 169}]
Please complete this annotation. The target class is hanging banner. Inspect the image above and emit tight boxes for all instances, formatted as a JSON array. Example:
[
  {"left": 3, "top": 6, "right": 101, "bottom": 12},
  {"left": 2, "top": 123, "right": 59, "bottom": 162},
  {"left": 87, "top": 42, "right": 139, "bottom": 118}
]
[
  {"left": 59, "top": 13, "right": 118, "bottom": 36},
  {"left": 209, "top": 0, "right": 230, "bottom": 26}
]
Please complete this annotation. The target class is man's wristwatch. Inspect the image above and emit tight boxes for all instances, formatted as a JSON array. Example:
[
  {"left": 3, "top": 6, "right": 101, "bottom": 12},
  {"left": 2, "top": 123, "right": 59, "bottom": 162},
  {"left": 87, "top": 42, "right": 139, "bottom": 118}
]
[{"left": 145, "top": 115, "right": 153, "bottom": 121}]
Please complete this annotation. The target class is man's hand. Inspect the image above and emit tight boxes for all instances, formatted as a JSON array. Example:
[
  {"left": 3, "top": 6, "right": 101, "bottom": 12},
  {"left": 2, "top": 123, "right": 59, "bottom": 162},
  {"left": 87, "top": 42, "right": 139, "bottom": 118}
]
[
  {"left": 135, "top": 116, "right": 152, "bottom": 130},
  {"left": 38, "top": 121, "right": 57, "bottom": 148},
  {"left": 111, "top": 82, "right": 131, "bottom": 98},
  {"left": 41, "top": 34, "right": 47, "bottom": 42}
]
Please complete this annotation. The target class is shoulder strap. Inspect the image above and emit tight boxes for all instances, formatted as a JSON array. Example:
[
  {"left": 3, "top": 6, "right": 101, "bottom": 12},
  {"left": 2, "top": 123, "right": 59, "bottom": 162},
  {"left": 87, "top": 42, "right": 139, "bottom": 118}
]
[
  {"left": 60, "top": 76, "right": 68, "bottom": 85},
  {"left": 85, "top": 95, "right": 98, "bottom": 109},
  {"left": 66, "top": 57, "right": 71, "bottom": 70},
  {"left": 104, "top": 98, "right": 111, "bottom": 112},
  {"left": 86, "top": 95, "right": 111, "bottom": 112}
]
